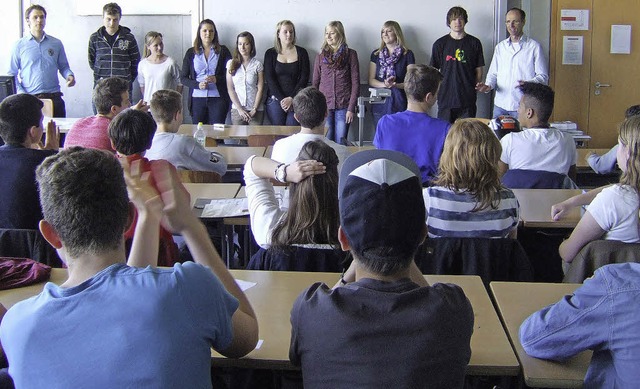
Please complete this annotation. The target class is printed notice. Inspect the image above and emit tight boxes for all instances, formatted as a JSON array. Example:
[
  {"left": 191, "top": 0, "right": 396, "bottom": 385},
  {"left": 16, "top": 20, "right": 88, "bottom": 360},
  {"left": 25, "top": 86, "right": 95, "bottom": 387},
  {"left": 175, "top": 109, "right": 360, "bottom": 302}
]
[
  {"left": 562, "top": 36, "right": 583, "bottom": 65},
  {"left": 560, "top": 10, "right": 589, "bottom": 30},
  {"left": 611, "top": 25, "right": 632, "bottom": 54}
]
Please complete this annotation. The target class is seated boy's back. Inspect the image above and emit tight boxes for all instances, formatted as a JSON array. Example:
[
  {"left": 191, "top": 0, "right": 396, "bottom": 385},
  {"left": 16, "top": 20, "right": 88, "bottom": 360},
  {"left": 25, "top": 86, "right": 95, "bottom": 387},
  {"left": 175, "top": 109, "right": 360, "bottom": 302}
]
[
  {"left": 500, "top": 127, "right": 576, "bottom": 174},
  {"left": 147, "top": 89, "right": 226, "bottom": 175},
  {"left": 0, "top": 94, "right": 59, "bottom": 229},
  {"left": 291, "top": 278, "right": 472, "bottom": 388},
  {"left": 1, "top": 262, "right": 237, "bottom": 388},
  {"left": 289, "top": 150, "right": 473, "bottom": 388},
  {"left": 499, "top": 82, "right": 577, "bottom": 177},
  {"left": 271, "top": 87, "right": 351, "bottom": 169},
  {"left": 146, "top": 131, "right": 226, "bottom": 174},
  {"left": 372, "top": 65, "right": 450, "bottom": 184},
  {"left": 64, "top": 77, "right": 137, "bottom": 153},
  {"left": 0, "top": 148, "right": 258, "bottom": 387},
  {"left": 0, "top": 146, "right": 55, "bottom": 229},
  {"left": 374, "top": 110, "right": 450, "bottom": 183}
]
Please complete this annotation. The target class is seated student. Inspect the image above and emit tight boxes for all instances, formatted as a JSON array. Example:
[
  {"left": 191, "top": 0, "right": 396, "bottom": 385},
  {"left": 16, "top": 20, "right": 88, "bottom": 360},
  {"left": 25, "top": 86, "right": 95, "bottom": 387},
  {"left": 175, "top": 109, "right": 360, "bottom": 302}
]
[
  {"left": 108, "top": 109, "right": 181, "bottom": 266},
  {"left": 289, "top": 149, "right": 474, "bottom": 388},
  {"left": 520, "top": 262, "right": 640, "bottom": 387},
  {"left": 0, "top": 148, "right": 258, "bottom": 388},
  {"left": 244, "top": 140, "right": 344, "bottom": 272},
  {"left": 373, "top": 64, "right": 450, "bottom": 185},
  {"left": 587, "top": 104, "right": 640, "bottom": 174},
  {"left": 0, "top": 94, "right": 59, "bottom": 229},
  {"left": 499, "top": 82, "right": 577, "bottom": 179},
  {"left": 64, "top": 77, "right": 148, "bottom": 152},
  {"left": 271, "top": 87, "right": 350, "bottom": 169},
  {"left": 551, "top": 115, "right": 640, "bottom": 263},
  {"left": 146, "top": 89, "right": 226, "bottom": 175},
  {"left": 424, "top": 119, "right": 520, "bottom": 238}
]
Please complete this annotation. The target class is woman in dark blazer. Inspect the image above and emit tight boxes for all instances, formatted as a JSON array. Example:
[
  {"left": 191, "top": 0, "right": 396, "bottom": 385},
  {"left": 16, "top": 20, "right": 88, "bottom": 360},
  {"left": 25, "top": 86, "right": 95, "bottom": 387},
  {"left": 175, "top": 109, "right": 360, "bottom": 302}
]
[{"left": 181, "top": 19, "right": 231, "bottom": 125}]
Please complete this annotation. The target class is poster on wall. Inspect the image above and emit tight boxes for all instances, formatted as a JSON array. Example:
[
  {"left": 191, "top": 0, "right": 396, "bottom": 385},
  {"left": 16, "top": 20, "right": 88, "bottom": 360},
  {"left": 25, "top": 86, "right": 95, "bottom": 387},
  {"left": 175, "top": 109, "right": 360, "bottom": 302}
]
[
  {"left": 560, "top": 9, "right": 589, "bottom": 30},
  {"left": 562, "top": 36, "right": 583, "bottom": 65},
  {"left": 611, "top": 25, "right": 632, "bottom": 54}
]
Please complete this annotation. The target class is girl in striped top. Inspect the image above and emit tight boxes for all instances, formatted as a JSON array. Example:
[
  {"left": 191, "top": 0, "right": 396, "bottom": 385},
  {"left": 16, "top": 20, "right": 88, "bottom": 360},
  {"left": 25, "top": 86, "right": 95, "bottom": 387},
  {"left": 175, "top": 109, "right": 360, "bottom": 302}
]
[{"left": 424, "top": 119, "right": 519, "bottom": 238}]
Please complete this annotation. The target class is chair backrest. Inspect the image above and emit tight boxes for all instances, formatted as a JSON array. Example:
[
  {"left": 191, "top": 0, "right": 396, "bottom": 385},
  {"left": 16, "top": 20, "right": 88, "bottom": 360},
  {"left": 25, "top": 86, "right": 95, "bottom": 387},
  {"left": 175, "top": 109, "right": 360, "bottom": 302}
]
[
  {"left": 177, "top": 169, "right": 221, "bottom": 183},
  {"left": 247, "top": 134, "right": 287, "bottom": 147},
  {"left": 563, "top": 240, "right": 640, "bottom": 283},
  {"left": 0, "top": 228, "right": 63, "bottom": 267},
  {"left": 414, "top": 237, "right": 533, "bottom": 288},
  {"left": 502, "top": 169, "right": 578, "bottom": 189},
  {"left": 39, "top": 98, "right": 54, "bottom": 118},
  {"left": 247, "top": 246, "right": 348, "bottom": 272}
]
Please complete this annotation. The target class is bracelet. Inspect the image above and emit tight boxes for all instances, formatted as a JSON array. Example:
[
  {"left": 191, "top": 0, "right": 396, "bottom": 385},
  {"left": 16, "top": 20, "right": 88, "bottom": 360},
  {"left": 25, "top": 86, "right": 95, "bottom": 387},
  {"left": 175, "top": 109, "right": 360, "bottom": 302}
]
[
  {"left": 274, "top": 163, "right": 284, "bottom": 181},
  {"left": 339, "top": 269, "right": 347, "bottom": 285},
  {"left": 274, "top": 163, "right": 288, "bottom": 183}
]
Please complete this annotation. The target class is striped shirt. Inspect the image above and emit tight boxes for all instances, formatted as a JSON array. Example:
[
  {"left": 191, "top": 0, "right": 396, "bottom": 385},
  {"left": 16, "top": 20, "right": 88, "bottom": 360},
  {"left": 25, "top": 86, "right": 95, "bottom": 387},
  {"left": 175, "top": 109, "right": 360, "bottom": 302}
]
[{"left": 423, "top": 186, "right": 519, "bottom": 238}]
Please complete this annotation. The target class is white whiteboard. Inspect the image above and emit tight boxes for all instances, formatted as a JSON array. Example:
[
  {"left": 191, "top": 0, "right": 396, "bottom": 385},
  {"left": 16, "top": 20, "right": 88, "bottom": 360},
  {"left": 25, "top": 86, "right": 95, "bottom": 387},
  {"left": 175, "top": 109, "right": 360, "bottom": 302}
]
[{"left": 75, "top": 0, "right": 195, "bottom": 15}]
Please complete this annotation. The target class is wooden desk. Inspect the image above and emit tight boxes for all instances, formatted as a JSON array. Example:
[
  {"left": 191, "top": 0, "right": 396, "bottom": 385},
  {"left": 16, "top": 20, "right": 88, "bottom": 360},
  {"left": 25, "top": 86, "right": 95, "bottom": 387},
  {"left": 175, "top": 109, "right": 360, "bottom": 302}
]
[
  {"left": 178, "top": 124, "right": 300, "bottom": 140},
  {"left": 576, "top": 148, "right": 610, "bottom": 168},
  {"left": 513, "top": 189, "right": 583, "bottom": 229},
  {"left": 0, "top": 270, "right": 518, "bottom": 376},
  {"left": 0, "top": 269, "right": 67, "bottom": 308},
  {"left": 183, "top": 183, "right": 240, "bottom": 208},
  {"left": 346, "top": 145, "right": 375, "bottom": 153},
  {"left": 217, "top": 271, "right": 520, "bottom": 375},
  {"left": 265, "top": 145, "right": 374, "bottom": 160},
  {"left": 490, "top": 282, "right": 590, "bottom": 388},
  {"left": 205, "top": 147, "right": 265, "bottom": 167}
]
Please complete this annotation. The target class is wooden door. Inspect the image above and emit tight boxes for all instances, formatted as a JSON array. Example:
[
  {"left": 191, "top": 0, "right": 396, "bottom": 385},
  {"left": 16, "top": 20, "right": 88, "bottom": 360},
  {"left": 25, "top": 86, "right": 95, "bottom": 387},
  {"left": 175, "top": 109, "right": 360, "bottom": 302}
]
[{"left": 552, "top": 0, "right": 640, "bottom": 148}]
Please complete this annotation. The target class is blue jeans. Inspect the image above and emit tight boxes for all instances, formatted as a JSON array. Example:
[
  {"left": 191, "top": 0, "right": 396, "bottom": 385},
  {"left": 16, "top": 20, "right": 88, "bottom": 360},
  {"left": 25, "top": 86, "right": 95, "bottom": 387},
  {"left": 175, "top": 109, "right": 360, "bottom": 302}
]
[
  {"left": 192, "top": 97, "right": 229, "bottom": 124},
  {"left": 326, "top": 109, "right": 349, "bottom": 144},
  {"left": 492, "top": 106, "right": 518, "bottom": 119},
  {"left": 265, "top": 96, "right": 299, "bottom": 126}
]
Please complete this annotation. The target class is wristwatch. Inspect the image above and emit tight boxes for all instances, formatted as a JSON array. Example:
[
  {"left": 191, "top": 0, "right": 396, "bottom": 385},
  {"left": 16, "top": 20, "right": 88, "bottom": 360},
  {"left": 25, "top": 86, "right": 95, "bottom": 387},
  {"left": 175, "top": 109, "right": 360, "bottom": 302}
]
[{"left": 274, "top": 163, "right": 288, "bottom": 183}]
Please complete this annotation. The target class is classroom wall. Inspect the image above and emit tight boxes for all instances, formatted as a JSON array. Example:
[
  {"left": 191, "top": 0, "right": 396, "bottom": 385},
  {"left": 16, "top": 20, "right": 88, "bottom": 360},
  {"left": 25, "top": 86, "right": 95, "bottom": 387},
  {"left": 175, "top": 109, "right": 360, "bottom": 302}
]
[
  {"left": 7, "top": 0, "right": 192, "bottom": 119},
  {"left": 206, "top": 0, "right": 498, "bottom": 141},
  {"left": 3, "top": 1, "right": 553, "bottom": 142}
]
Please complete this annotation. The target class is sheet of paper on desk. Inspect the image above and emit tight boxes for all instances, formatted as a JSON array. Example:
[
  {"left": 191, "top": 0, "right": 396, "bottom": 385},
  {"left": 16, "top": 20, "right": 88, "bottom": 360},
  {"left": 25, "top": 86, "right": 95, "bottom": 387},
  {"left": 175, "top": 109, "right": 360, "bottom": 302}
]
[
  {"left": 201, "top": 199, "right": 249, "bottom": 218},
  {"left": 235, "top": 278, "right": 257, "bottom": 291}
]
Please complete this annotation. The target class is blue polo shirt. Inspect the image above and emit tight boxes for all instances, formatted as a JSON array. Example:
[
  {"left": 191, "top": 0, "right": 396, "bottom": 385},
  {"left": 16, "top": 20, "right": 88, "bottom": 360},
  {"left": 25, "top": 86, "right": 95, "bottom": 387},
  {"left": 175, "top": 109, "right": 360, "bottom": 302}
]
[{"left": 9, "top": 33, "right": 74, "bottom": 94}]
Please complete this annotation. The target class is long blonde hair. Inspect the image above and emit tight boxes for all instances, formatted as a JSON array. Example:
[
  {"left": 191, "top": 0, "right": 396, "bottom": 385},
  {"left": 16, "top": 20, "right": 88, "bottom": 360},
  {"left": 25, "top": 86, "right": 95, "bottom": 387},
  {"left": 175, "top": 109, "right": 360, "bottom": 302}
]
[
  {"left": 320, "top": 21, "right": 346, "bottom": 52},
  {"left": 433, "top": 119, "right": 504, "bottom": 211},
  {"left": 618, "top": 115, "right": 640, "bottom": 193},
  {"left": 375, "top": 20, "right": 409, "bottom": 55},
  {"left": 274, "top": 20, "right": 296, "bottom": 54}
]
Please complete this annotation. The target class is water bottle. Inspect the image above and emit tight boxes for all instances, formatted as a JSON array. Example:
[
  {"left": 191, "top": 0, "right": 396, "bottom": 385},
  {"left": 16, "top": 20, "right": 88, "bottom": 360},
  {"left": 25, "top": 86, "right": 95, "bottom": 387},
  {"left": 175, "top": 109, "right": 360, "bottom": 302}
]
[{"left": 194, "top": 122, "right": 206, "bottom": 147}]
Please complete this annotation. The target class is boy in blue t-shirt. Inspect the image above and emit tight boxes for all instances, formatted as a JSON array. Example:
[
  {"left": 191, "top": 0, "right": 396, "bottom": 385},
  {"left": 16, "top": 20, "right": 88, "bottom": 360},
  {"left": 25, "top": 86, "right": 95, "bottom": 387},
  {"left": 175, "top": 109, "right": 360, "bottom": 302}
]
[{"left": 0, "top": 147, "right": 257, "bottom": 388}]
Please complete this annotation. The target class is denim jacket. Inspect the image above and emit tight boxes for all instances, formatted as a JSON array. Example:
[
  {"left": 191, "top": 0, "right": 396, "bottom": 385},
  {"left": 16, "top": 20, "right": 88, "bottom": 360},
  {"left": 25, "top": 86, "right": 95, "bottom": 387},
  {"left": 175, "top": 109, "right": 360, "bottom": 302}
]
[{"left": 520, "top": 263, "right": 640, "bottom": 388}]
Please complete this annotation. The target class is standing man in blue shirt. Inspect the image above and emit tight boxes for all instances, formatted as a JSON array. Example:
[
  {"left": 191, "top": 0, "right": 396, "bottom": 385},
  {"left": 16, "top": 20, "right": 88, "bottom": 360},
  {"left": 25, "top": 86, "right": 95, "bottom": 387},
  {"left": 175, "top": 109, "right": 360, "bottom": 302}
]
[{"left": 8, "top": 4, "right": 75, "bottom": 118}]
